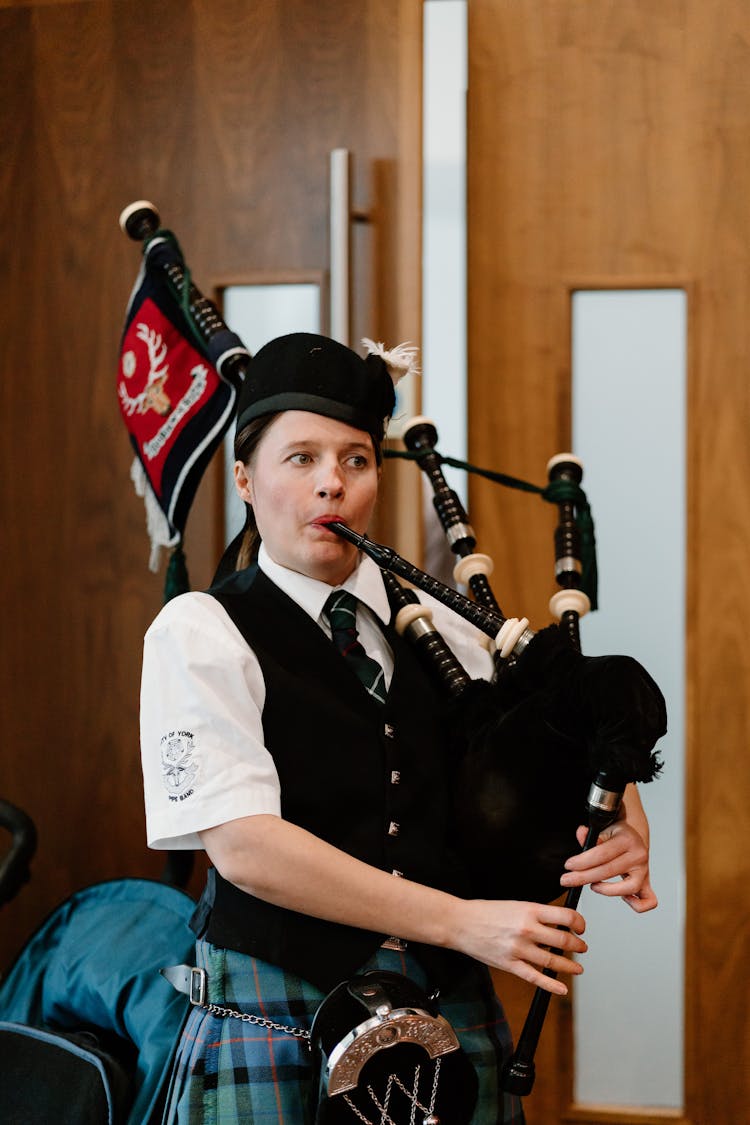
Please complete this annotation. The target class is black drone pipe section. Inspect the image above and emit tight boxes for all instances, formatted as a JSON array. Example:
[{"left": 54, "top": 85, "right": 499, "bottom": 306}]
[
  {"left": 402, "top": 417, "right": 502, "bottom": 615},
  {"left": 119, "top": 200, "right": 252, "bottom": 388},
  {"left": 547, "top": 455, "right": 588, "bottom": 653}
]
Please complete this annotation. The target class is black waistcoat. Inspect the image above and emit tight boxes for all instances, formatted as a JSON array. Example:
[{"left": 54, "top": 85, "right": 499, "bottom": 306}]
[{"left": 199, "top": 564, "right": 468, "bottom": 991}]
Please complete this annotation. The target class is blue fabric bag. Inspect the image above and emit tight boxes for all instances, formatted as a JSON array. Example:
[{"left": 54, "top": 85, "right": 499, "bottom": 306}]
[{"left": 0, "top": 878, "right": 196, "bottom": 1124}]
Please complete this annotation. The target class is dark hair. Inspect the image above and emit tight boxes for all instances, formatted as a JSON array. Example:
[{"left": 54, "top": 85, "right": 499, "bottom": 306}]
[
  {"left": 232, "top": 413, "right": 384, "bottom": 571},
  {"left": 233, "top": 415, "right": 277, "bottom": 570}
]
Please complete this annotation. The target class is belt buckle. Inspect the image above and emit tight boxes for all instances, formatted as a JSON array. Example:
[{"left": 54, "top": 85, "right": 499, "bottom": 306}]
[
  {"left": 381, "top": 936, "right": 408, "bottom": 951},
  {"left": 189, "top": 967, "right": 207, "bottom": 1006}
]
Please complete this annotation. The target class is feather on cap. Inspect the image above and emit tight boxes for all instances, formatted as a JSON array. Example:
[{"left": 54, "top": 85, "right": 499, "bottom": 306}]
[{"left": 362, "top": 338, "right": 420, "bottom": 386}]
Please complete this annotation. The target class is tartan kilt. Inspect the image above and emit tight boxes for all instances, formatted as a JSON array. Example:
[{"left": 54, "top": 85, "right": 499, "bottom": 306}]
[{"left": 161, "top": 940, "right": 525, "bottom": 1124}]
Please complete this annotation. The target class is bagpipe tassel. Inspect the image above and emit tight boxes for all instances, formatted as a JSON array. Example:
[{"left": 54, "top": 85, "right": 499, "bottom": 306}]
[
  {"left": 576, "top": 495, "right": 599, "bottom": 611},
  {"left": 163, "top": 541, "right": 190, "bottom": 604}
]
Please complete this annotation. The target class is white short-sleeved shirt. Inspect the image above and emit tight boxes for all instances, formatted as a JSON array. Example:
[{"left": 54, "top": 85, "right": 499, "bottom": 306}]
[{"left": 140, "top": 544, "right": 495, "bottom": 851}]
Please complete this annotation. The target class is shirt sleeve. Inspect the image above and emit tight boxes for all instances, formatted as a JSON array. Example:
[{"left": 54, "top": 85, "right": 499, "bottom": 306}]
[
  {"left": 419, "top": 592, "right": 497, "bottom": 682},
  {"left": 140, "top": 592, "right": 281, "bottom": 851}
]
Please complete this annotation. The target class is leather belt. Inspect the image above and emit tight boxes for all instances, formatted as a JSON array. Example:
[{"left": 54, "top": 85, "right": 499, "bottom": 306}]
[
  {"left": 161, "top": 946, "right": 409, "bottom": 1005},
  {"left": 160, "top": 963, "right": 206, "bottom": 1005}
]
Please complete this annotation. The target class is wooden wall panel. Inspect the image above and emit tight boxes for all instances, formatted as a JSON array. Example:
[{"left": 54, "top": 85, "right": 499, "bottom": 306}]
[
  {"left": 469, "top": 2, "right": 750, "bottom": 1123},
  {"left": 0, "top": 0, "right": 421, "bottom": 971}
]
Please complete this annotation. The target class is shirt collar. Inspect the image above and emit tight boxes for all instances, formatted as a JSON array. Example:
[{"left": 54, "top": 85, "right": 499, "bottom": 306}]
[{"left": 257, "top": 542, "right": 391, "bottom": 626}]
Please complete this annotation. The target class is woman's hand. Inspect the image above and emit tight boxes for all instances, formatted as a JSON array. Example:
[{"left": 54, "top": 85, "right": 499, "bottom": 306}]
[
  {"left": 558, "top": 785, "right": 657, "bottom": 913},
  {"left": 453, "top": 898, "right": 587, "bottom": 995}
]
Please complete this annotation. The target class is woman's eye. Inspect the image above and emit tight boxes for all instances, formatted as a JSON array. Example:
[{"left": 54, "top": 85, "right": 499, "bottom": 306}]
[
  {"left": 347, "top": 455, "right": 369, "bottom": 469},
  {"left": 290, "top": 453, "right": 311, "bottom": 465}
]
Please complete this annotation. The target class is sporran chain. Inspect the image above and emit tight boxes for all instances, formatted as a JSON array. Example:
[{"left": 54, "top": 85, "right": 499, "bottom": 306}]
[
  {"left": 343, "top": 1058, "right": 442, "bottom": 1125},
  {"left": 202, "top": 1000, "right": 310, "bottom": 1041}
]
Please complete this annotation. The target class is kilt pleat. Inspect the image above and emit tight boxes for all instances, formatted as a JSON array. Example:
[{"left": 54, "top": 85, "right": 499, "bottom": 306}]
[{"left": 162, "top": 940, "right": 525, "bottom": 1124}]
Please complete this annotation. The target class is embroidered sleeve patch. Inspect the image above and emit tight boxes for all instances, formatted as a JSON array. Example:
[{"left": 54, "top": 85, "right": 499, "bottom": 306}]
[{"left": 160, "top": 730, "right": 198, "bottom": 802}]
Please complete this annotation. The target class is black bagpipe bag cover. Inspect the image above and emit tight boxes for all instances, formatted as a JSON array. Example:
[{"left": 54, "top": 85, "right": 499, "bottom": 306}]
[{"left": 447, "top": 626, "right": 667, "bottom": 903}]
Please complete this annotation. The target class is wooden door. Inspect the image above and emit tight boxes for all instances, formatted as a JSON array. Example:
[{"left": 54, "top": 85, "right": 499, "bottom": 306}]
[
  {"left": 468, "top": 3, "right": 749, "bottom": 1123},
  {"left": 0, "top": 0, "right": 421, "bottom": 969}
]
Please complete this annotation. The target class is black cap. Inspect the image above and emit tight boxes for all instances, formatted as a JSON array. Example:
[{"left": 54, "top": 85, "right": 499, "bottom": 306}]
[{"left": 235, "top": 333, "right": 396, "bottom": 439}]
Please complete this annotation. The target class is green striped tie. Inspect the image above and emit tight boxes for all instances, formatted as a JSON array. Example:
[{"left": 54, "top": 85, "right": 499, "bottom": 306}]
[{"left": 323, "top": 590, "right": 387, "bottom": 705}]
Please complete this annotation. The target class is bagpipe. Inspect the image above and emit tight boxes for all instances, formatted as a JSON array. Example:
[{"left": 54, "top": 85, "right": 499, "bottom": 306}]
[
  {"left": 119, "top": 202, "right": 667, "bottom": 1115},
  {"left": 329, "top": 433, "right": 665, "bottom": 904},
  {"left": 323, "top": 419, "right": 666, "bottom": 1096}
]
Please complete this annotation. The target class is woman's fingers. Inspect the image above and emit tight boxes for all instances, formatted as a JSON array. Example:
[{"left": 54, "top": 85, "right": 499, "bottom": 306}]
[
  {"left": 567, "top": 826, "right": 647, "bottom": 870},
  {"left": 510, "top": 957, "right": 579, "bottom": 995},
  {"left": 622, "top": 888, "right": 658, "bottom": 913},
  {"left": 508, "top": 928, "right": 587, "bottom": 994},
  {"left": 477, "top": 902, "right": 589, "bottom": 994},
  {"left": 604, "top": 877, "right": 658, "bottom": 913},
  {"left": 561, "top": 824, "right": 648, "bottom": 888}
]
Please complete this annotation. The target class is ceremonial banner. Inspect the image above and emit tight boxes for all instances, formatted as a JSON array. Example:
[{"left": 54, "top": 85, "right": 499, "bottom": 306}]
[{"left": 117, "top": 231, "right": 244, "bottom": 578}]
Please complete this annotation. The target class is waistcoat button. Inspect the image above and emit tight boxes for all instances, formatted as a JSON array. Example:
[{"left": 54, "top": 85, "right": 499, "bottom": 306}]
[
  {"left": 390, "top": 770, "right": 401, "bottom": 785},
  {"left": 384, "top": 723, "right": 396, "bottom": 738},
  {"left": 388, "top": 821, "right": 400, "bottom": 837}
]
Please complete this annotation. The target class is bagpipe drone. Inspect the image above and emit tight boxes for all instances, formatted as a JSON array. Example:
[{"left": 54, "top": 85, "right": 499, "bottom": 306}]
[{"left": 119, "top": 201, "right": 667, "bottom": 1113}]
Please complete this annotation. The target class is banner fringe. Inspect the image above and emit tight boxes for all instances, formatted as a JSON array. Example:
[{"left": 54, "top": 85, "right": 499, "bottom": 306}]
[{"left": 130, "top": 458, "right": 180, "bottom": 572}]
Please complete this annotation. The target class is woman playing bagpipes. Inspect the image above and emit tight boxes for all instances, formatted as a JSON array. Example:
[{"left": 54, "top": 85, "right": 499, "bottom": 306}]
[{"left": 139, "top": 333, "right": 665, "bottom": 1124}]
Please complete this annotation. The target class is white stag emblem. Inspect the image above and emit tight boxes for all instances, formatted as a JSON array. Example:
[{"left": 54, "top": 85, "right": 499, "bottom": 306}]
[{"left": 119, "top": 323, "right": 172, "bottom": 417}]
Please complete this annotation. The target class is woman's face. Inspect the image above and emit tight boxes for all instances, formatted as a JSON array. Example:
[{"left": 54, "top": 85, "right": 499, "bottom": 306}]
[{"left": 234, "top": 410, "right": 380, "bottom": 585}]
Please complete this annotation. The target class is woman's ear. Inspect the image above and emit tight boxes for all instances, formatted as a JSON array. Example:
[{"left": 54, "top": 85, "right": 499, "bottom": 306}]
[{"left": 234, "top": 461, "right": 253, "bottom": 505}]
